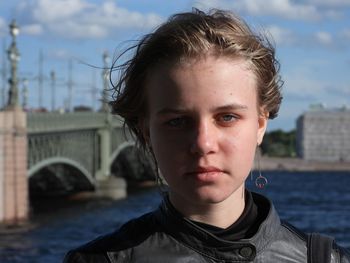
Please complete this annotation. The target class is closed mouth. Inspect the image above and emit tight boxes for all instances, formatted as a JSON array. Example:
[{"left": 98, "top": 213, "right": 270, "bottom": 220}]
[
  {"left": 184, "top": 166, "right": 224, "bottom": 178},
  {"left": 185, "top": 166, "right": 224, "bottom": 185}
]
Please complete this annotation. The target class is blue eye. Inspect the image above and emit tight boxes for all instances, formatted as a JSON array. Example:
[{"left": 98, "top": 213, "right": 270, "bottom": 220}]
[{"left": 220, "top": 114, "right": 236, "bottom": 122}]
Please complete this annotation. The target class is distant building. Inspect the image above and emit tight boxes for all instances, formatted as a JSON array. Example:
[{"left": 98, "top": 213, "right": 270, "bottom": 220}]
[{"left": 296, "top": 105, "right": 350, "bottom": 162}]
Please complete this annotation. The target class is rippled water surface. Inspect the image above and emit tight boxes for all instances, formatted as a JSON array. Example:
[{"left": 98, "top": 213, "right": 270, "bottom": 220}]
[{"left": 0, "top": 171, "right": 349, "bottom": 262}]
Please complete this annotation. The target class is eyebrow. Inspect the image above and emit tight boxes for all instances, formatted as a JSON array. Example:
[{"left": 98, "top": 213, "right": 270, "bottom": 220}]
[
  {"left": 156, "top": 108, "right": 187, "bottom": 115},
  {"left": 156, "top": 103, "right": 248, "bottom": 115},
  {"left": 213, "top": 103, "right": 248, "bottom": 112}
]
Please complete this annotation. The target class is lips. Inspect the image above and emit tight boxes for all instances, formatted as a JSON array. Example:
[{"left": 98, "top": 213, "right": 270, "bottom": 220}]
[
  {"left": 186, "top": 166, "right": 223, "bottom": 174},
  {"left": 184, "top": 166, "right": 224, "bottom": 183}
]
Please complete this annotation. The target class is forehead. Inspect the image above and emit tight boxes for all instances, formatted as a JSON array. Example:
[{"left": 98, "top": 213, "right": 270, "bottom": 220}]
[
  {"left": 146, "top": 55, "right": 256, "bottom": 90},
  {"left": 144, "top": 55, "right": 258, "bottom": 110}
]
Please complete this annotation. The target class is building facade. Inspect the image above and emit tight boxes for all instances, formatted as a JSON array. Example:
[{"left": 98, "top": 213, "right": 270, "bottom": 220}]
[{"left": 296, "top": 107, "right": 350, "bottom": 162}]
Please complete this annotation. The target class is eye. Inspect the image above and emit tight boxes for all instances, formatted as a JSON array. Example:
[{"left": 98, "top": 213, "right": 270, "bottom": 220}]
[
  {"left": 220, "top": 114, "right": 236, "bottom": 121},
  {"left": 221, "top": 114, "right": 235, "bottom": 121},
  {"left": 165, "top": 117, "right": 188, "bottom": 127},
  {"left": 216, "top": 114, "right": 238, "bottom": 125}
]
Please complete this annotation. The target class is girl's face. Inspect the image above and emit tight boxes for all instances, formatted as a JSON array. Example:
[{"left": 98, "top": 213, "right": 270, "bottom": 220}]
[{"left": 143, "top": 55, "right": 268, "bottom": 208}]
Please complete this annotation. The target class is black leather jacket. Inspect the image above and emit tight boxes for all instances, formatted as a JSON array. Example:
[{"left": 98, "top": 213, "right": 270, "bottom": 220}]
[{"left": 64, "top": 192, "right": 350, "bottom": 262}]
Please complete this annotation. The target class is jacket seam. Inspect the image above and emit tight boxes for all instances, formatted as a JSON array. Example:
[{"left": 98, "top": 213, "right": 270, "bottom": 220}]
[
  {"left": 280, "top": 221, "right": 307, "bottom": 242},
  {"left": 166, "top": 234, "right": 252, "bottom": 262}
]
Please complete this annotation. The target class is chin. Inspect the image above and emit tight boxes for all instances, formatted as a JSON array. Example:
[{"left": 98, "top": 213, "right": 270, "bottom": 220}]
[{"left": 190, "top": 187, "right": 236, "bottom": 204}]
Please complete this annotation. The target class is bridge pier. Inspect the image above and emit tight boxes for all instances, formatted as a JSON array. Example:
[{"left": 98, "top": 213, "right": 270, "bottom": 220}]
[
  {"left": 94, "top": 115, "right": 127, "bottom": 199},
  {"left": 96, "top": 127, "right": 111, "bottom": 181},
  {"left": 0, "top": 108, "right": 28, "bottom": 225},
  {"left": 94, "top": 177, "right": 127, "bottom": 200}
]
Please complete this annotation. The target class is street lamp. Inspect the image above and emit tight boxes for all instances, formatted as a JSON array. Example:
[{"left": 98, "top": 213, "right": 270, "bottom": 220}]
[
  {"left": 51, "top": 70, "right": 56, "bottom": 111},
  {"left": 101, "top": 51, "right": 110, "bottom": 112},
  {"left": 7, "top": 19, "right": 20, "bottom": 109},
  {"left": 22, "top": 78, "right": 28, "bottom": 110}
]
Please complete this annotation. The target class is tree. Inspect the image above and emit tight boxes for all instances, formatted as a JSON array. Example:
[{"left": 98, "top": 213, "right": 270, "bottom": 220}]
[{"left": 261, "top": 129, "right": 296, "bottom": 157}]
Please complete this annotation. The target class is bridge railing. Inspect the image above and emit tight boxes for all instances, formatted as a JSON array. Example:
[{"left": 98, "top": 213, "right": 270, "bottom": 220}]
[{"left": 27, "top": 112, "right": 124, "bottom": 134}]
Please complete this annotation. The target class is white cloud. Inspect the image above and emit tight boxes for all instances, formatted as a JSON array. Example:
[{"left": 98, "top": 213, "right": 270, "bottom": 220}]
[
  {"left": 192, "top": 0, "right": 223, "bottom": 11},
  {"left": 261, "top": 25, "right": 348, "bottom": 49},
  {"left": 25, "top": 0, "right": 92, "bottom": 23},
  {"left": 49, "top": 21, "right": 109, "bottom": 39},
  {"left": 193, "top": 0, "right": 349, "bottom": 50},
  {"left": 307, "top": 0, "right": 350, "bottom": 7},
  {"left": 314, "top": 31, "right": 333, "bottom": 46},
  {"left": 193, "top": 0, "right": 350, "bottom": 21},
  {"left": 194, "top": 0, "right": 322, "bottom": 21},
  {"left": 239, "top": 0, "right": 321, "bottom": 20},
  {"left": 323, "top": 9, "right": 343, "bottom": 19},
  {"left": 22, "top": 24, "right": 43, "bottom": 35},
  {"left": 16, "top": 0, "right": 164, "bottom": 39},
  {"left": 283, "top": 60, "right": 350, "bottom": 107},
  {"left": 262, "top": 26, "right": 342, "bottom": 49},
  {"left": 82, "top": 2, "right": 163, "bottom": 30},
  {"left": 265, "top": 25, "right": 296, "bottom": 46}
]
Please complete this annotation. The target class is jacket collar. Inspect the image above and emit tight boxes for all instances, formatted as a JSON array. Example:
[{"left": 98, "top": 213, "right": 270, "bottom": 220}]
[{"left": 155, "top": 191, "right": 280, "bottom": 262}]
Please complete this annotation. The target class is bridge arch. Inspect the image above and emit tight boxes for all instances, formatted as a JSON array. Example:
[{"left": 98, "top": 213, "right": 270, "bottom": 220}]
[
  {"left": 110, "top": 142, "right": 154, "bottom": 182},
  {"left": 28, "top": 157, "right": 94, "bottom": 184},
  {"left": 110, "top": 141, "right": 136, "bottom": 167}
]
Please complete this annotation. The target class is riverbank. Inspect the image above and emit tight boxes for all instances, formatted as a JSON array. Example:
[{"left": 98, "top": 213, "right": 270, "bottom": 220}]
[{"left": 257, "top": 157, "right": 350, "bottom": 171}]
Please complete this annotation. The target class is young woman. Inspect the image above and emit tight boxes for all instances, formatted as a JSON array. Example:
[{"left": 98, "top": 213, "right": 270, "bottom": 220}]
[{"left": 64, "top": 9, "right": 350, "bottom": 262}]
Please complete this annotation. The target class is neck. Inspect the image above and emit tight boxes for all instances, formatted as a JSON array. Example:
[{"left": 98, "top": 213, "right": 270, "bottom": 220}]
[{"left": 169, "top": 186, "right": 246, "bottom": 229}]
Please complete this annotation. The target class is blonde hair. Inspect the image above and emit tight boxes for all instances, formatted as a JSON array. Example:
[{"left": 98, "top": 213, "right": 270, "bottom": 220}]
[{"left": 110, "top": 8, "right": 283, "bottom": 148}]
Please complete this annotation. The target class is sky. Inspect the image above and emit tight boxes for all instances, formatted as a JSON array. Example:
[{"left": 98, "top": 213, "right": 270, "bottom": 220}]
[{"left": 0, "top": 0, "right": 349, "bottom": 131}]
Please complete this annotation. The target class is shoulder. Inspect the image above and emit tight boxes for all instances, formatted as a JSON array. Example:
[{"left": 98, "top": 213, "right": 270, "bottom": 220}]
[
  {"left": 64, "top": 211, "right": 160, "bottom": 262},
  {"left": 280, "top": 220, "right": 350, "bottom": 263},
  {"left": 250, "top": 192, "right": 350, "bottom": 262},
  {"left": 332, "top": 242, "right": 350, "bottom": 263},
  {"left": 280, "top": 220, "right": 308, "bottom": 241},
  {"left": 79, "top": 211, "right": 160, "bottom": 251}
]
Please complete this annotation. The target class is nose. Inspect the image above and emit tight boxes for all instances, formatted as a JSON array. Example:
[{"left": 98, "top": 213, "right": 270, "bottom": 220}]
[{"left": 190, "top": 120, "right": 218, "bottom": 156}]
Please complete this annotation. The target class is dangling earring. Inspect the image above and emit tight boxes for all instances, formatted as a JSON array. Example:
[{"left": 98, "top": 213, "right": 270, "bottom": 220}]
[{"left": 255, "top": 146, "right": 268, "bottom": 189}]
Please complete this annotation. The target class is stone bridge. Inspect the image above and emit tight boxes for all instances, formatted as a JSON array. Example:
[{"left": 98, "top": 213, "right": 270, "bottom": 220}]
[
  {"left": 27, "top": 112, "right": 154, "bottom": 196},
  {"left": 0, "top": 109, "right": 154, "bottom": 224}
]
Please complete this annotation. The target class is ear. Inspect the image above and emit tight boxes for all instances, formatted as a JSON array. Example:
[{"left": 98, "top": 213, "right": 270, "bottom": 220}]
[{"left": 257, "top": 110, "right": 269, "bottom": 146}]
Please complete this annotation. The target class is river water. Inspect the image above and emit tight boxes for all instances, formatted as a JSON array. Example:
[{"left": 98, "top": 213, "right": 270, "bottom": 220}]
[{"left": 1, "top": 171, "right": 349, "bottom": 262}]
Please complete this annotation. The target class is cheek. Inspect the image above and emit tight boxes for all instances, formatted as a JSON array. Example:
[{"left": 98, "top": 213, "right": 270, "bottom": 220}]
[
  {"left": 222, "top": 135, "right": 255, "bottom": 155},
  {"left": 221, "top": 126, "right": 258, "bottom": 159},
  {"left": 224, "top": 121, "right": 258, "bottom": 145}
]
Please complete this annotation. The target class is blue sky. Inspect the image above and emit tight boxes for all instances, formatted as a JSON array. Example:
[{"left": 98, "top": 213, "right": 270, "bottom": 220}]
[{"left": 0, "top": 0, "right": 349, "bottom": 131}]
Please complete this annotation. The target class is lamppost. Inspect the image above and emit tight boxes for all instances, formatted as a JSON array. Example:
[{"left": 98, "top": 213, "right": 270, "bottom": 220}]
[
  {"left": 101, "top": 51, "right": 110, "bottom": 112},
  {"left": 51, "top": 70, "right": 56, "bottom": 111},
  {"left": 1, "top": 40, "right": 7, "bottom": 109},
  {"left": 7, "top": 19, "right": 20, "bottom": 109},
  {"left": 22, "top": 78, "right": 28, "bottom": 110}
]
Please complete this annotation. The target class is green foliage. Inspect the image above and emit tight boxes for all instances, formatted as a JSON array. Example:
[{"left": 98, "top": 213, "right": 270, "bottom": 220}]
[{"left": 261, "top": 129, "right": 296, "bottom": 157}]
